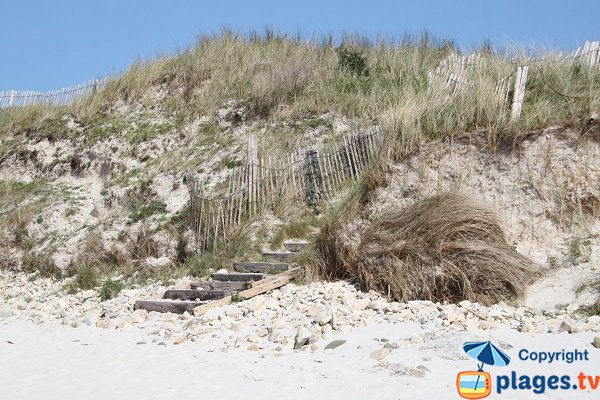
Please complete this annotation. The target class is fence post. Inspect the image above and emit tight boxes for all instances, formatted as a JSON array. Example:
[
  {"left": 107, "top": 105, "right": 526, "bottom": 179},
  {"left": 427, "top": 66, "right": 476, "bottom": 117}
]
[
  {"left": 510, "top": 66, "right": 528, "bottom": 123},
  {"left": 247, "top": 134, "right": 258, "bottom": 214},
  {"left": 303, "top": 149, "right": 324, "bottom": 212},
  {"left": 8, "top": 90, "right": 15, "bottom": 107}
]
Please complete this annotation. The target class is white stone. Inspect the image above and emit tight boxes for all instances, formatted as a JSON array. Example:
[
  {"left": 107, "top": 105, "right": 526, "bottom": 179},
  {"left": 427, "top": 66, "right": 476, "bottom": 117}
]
[{"left": 294, "top": 326, "right": 311, "bottom": 349}]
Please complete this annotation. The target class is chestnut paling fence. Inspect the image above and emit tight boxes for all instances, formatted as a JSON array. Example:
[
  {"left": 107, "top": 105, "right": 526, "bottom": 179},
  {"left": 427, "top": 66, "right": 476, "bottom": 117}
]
[
  {"left": 0, "top": 78, "right": 109, "bottom": 107},
  {"left": 1, "top": 41, "right": 597, "bottom": 110},
  {"left": 187, "top": 128, "right": 384, "bottom": 251}
]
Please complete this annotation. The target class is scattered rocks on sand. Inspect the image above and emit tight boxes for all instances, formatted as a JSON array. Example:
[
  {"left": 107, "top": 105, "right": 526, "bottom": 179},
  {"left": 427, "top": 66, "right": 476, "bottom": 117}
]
[{"left": 1, "top": 270, "right": 599, "bottom": 353}]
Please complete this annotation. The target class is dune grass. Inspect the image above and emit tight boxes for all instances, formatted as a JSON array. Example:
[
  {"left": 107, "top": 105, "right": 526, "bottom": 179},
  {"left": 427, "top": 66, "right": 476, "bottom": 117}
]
[
  {"left": 1, "top": 30, "right": 598, "bottom": 157},
  {"left": 317, "top": 191, "right": 539, "bottom": 304}
]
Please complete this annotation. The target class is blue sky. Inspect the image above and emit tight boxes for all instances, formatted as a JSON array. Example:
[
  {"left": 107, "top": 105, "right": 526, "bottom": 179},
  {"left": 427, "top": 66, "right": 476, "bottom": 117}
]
[{"left": 1, "top": 0, "right": 598, "bottom": 91}]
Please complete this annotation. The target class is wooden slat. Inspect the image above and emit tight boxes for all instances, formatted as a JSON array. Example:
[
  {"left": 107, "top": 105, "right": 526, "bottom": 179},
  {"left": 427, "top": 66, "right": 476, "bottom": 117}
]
[
  {"left": 210, "top": 272, "right": 265, "bottom": 282},
  {"left": 262, "top": 251, "right": 295, "bottom": 261},
  {"left": 233, "top": 261, "right": 290, "bottom": 273},
  {"left": 193, "top": 268, "right": 300, "bottom": 316},
  {"left": 163, "top": 289, "right": 230, "bottom": 301},
  {"left": 190, "top": 281, "right": 248, "bottom": 291},
  {"left": 510, "top": 66, "right": 529, "bottom": 122}
]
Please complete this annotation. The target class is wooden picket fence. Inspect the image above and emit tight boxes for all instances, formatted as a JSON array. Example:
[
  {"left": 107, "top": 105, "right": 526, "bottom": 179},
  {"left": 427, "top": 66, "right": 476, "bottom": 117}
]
[
  {"left": 188, "top": 128, "right": 383, "bottom": 251},
  {"left": 428, "top": 53, "right": 531, "bottom": 121},
  {"left": 573, "top": 41, "right": 600, "bottom": 66},
  {"left": 0, "top": 77, "right": 109, "bottom": 108}
]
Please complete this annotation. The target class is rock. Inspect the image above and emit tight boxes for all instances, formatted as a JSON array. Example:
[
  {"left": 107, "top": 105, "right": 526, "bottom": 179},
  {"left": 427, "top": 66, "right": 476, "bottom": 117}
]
[
  {"left": 520, "top": 321, "right": 535, "bottom": 333},
  {"left": 143, "top": 256, "right": 172, "bottom": 269},
  {"left": 294, "top": 327, "right": 311, "bottom": 349},
  {"left": 459, "top": 300, "right": 472, "bottom": 308},
  {"left": 173, "top": 336, "right": 188, "bottom": 345},
  {"left": 95, "top": 318, "right": 110, "bottom": 329},
  {"left": 324, "top": 339, "right": 346, "bottom": 350},
  {"left": 446, "top": 311, "right": 465, "bottom": 323},
  {"left": 370, "top": 348, "right": 390, "bottom": 361},
  {"left": 367, "top": 300, "right": 385, "bottom": 311},
  {"left": 14, "top": 301, "right": 27, "bottom": 311},
  {"left": 129, "top": 309, "right": 148, "bottom": 323},
  {"left": 566, "top": 303, "right": 579, "bottom": 313},
  {"left": 593, "top": 336, "right": 600, "bottom": 349},
  {"left": 314, "top": 314, "right": 332, "bottom": 325},
  {"left": 247, "top": 344, "right": 260, "bottom": 351},
  {"left": 559, "top": 321, "right": 573, "bottom": 333}
]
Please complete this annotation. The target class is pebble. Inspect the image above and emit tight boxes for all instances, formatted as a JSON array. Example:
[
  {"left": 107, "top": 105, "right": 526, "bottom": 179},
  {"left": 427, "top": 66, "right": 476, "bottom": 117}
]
[
  {"left": 324, "top": 339, "right": 347, "bottom": 350},
  {"left": 0, "top": 269, "right": 599, "bottom": 354},
  {"left": 593, "top": 336, "right": 600, "bottom": 349},
  {"left": 370, "top": 348, "right": 390, "bottom": 361},
  {"left": 294, "top": 327, "right": 311, "bottom": 349}
]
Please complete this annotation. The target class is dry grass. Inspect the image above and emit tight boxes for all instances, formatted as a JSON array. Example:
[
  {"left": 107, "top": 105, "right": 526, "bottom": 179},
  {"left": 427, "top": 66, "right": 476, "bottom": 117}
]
[
  {"left": 320, "top": 192, "right": 539, "bottom": 304},
  {"left": 1, "top": 30, "right": 598, "bottom": 156}
]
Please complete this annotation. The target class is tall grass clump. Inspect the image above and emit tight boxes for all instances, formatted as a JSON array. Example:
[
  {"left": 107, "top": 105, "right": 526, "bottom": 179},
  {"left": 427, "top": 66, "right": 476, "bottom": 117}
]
[{"left": 320, "top": 191, "right": 539, "bottom": 304}]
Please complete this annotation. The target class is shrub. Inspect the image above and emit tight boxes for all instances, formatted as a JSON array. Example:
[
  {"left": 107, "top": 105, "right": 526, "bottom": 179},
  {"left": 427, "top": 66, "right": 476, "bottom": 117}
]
[
  {"left": 21, "top": 251, "right": 63, "bottom": 279},
  {"left": 69, "top": 265, "right": 99, "bottom": 293},
  {"left": 99, "top": 280, "right": 124, "bottom": 301},
  {"left": 336, "top": 47, "right": 369, "bottom": 76}
]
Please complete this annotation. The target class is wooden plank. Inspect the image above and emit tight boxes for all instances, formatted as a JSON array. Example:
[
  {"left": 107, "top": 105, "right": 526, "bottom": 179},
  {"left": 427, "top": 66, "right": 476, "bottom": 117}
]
[
  {"left": 190, "top": 281, "right": 248, "bottom": 291},
  {"left": 134, "top": 300, "right": 203, "bottom": 314},
  {"left": 233, "top": 261, "right": 290, "bottom": 273},
  {"left": 210, "top": 272, "right": 265, "bottom": 282},
  {"left": 283, "top": 240, "right": 310, "bottom": 252},
  {"left": 262, "top": 251, "right": 295, "bottom": 261},
  {"left": 163, "top": 289, "right": 230, "bottom": 301},
  {"left": 343, "top": 135, "right": 355, "bottom": 179},
  {"left": 510, "top": 66, "right": 529, "bottom": 122},
  {"left": 247, "top": 134, "right": 258, "bottom": 214},
  {"left": 193, "top": 268, "right": 299, "bottom": 316}
]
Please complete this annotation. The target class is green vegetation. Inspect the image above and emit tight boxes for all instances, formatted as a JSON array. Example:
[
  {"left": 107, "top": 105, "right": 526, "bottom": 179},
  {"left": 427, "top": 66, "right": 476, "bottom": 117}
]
[
  {"left": 20, "top": 251, "right": 63, "bottom": 279},
  {"left": 99, "top": 280, "right": 125, "bottom": 301},
  {"left": 128, "top": 200, "right": 167, "bottom": 223},
  {"left": 569, "top": 237, "right": 591, "bottom": 259},
  {"left": 269, "top": 216, "right": 318, "bottom": 250},
  {"left": 336, "top": 47, "right": 369, "bottom": 76},
  {"left": 230, "top": 293, "right": 246, "bottom": 303},
  {"left": 68, "top": 265, "right": 99, "bottom": 293}
]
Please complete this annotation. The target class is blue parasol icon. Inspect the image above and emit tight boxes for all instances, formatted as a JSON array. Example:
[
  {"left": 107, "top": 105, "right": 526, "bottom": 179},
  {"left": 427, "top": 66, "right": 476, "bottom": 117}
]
[
  {"left": 463, "top": 341, "right": 511, "bottom": 393},
  {"left": 463, "top": 341, "right": 511, "bottom": 371}
]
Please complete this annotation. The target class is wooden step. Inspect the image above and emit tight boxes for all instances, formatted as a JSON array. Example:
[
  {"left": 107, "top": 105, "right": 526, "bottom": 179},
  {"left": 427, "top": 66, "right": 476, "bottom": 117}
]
[
  {"left": 190, "top": 281, "right": 248, "bottom": 291},
  {"left": 262, "top": 251, "right": 295, "bottom": 261},
  {"left": 194, "top": 267, "right": 301, "bottom": 316},
  {"left": 283, "top": 240, "right": 310, "bottom": 252},
  {"left": 163, "top": 289, "right": 230, "bottom": 301},
  {"left": 134, "top": 300, "right": 204, "bottom": 314},
  {"left": 210, "top": 272, "right": 265, "bottom": 282},
  {"left": 233, "top": 261, "right": 289, "bottom": 274}
]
